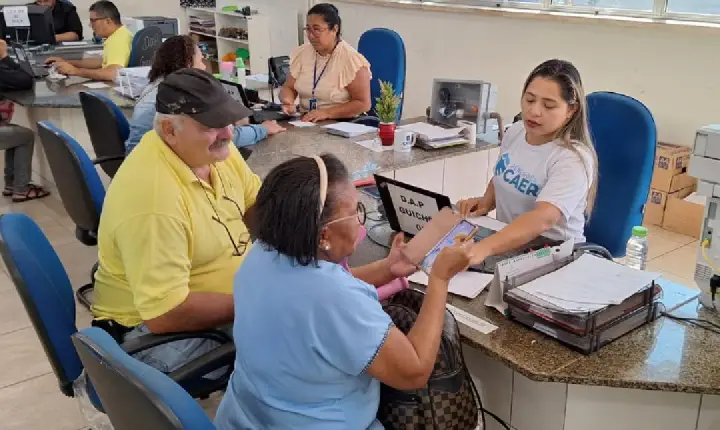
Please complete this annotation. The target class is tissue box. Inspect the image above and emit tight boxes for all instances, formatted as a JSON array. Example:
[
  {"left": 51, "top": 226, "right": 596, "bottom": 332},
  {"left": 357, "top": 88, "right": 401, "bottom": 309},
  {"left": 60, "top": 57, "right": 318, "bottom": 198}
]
[{"left": 662, "top": 191, "right": 705, "bottom": 238}]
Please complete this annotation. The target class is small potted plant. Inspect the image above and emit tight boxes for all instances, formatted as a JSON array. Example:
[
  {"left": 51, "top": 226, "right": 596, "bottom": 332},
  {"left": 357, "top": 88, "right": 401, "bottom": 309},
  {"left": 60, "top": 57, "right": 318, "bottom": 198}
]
[{"left": 375, "top": 80, "right": 402, "bottom": 146}]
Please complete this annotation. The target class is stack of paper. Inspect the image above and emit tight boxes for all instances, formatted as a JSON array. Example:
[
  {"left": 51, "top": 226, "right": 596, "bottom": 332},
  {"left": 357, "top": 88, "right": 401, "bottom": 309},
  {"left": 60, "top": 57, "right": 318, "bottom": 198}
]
[
  {"left": 114, "top": 66, "right": 151, "bottom": 99},
  {"left": 323, "top": 123, "right": 377, "bottom": 138},
  {"left": 515, "top": 254, "right": 661, "bottom": 312},
  {"left": 485, "top": 239, "right": 575, "bottom": 313},
  {"left": 400, "top": 122, "right": 465, "bottom": 141},
  {"left": 409, "top": 271, "right": 493, "bottom": 299}
]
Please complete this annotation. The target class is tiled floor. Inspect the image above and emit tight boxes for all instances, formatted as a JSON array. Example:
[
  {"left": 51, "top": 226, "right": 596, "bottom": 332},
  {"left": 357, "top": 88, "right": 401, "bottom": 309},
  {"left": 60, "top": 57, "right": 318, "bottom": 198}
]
[{"left": 0, "top": 194, "right": 701, "bottom": 429}]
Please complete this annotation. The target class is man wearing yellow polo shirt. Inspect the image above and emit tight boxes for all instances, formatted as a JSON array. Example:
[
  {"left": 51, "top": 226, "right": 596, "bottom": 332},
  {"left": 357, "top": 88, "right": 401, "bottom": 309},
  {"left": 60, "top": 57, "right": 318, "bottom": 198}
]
[
  {"left": 92, "top": 68, "right": 261, "bottom": 374},
  {"left": 45, "top": 1, "right": 132, "bottom": 81}
]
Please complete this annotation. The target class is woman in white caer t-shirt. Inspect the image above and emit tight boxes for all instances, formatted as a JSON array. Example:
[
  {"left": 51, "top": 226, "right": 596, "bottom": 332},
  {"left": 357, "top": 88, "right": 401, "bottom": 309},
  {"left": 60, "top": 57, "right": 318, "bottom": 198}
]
[{"left": 458, "top": 59, "right": 598, "bottom": 266}]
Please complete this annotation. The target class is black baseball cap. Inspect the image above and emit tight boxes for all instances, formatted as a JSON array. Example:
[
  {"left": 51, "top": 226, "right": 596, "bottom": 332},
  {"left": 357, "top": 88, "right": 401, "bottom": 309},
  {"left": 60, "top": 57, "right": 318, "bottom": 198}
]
[{"left": 156, "top": 68, "right": 253, "bottom": 128}]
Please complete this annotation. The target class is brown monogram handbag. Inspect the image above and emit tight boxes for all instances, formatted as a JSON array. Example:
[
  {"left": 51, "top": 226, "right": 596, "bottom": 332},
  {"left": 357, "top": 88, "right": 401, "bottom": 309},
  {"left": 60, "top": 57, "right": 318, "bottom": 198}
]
[{"left": 377, "top": 289, "right": 479, "bottom": 430}]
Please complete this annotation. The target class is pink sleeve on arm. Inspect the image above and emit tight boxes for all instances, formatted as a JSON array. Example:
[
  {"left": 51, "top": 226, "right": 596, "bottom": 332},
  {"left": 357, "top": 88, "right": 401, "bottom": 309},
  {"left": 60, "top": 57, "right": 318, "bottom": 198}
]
[{"left": 341, "top": 226, "right": 409, "bottom": 301}]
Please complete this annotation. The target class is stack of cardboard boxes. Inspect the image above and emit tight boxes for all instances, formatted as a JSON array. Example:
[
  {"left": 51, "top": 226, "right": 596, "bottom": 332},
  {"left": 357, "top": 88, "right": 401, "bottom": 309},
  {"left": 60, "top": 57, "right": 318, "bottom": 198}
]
[{"left": 644, "top": 143, "right": 704, "bottom": 238}]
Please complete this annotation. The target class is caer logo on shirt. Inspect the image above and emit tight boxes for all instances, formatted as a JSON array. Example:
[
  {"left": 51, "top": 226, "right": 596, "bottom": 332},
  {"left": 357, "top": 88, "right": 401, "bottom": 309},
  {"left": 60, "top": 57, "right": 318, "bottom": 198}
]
[{"left": 495, "top": 153, "right": 541, "bottom": 197}]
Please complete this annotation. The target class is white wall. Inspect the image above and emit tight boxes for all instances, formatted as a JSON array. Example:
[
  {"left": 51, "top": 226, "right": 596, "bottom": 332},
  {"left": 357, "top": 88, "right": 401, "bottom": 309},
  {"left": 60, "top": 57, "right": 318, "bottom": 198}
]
[
  {"left": 328, "top": 1, "right": 719, "bottom": 146},
  {"left": 10, "top": 0, "right": 714, "bottom": 144}
]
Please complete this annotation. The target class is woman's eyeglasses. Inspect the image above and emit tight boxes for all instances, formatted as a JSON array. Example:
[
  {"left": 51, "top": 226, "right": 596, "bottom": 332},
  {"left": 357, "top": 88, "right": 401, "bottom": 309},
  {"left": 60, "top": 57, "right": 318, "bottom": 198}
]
[
  {"left": 196, "top": 168, "right": 250, "bottom": 257},
  {"left": 324, "top": 201, "right": 366, "bottom": 227},
  {"left": 304, "top": 26, "right": 329, "bottom": 35}
]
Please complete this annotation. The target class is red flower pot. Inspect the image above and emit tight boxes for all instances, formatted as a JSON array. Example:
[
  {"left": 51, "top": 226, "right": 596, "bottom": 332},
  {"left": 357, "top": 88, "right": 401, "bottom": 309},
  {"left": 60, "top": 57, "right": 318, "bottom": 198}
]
[{"left": 379, "top": 123, "right": 396, "bottom": 146}]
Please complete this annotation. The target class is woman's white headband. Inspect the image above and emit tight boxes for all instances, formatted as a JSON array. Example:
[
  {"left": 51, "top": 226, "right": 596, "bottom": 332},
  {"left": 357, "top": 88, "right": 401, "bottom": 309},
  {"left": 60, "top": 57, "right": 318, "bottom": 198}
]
[{"left": 312, "top": 155, "right": 327, "bottom": 218}]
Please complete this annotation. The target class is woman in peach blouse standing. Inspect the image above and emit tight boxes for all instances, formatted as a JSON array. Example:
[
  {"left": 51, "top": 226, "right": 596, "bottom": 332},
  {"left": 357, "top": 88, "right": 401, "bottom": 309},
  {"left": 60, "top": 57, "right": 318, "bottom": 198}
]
[{"left": 280, "top": 3, "right": 372, "bottom": 123}]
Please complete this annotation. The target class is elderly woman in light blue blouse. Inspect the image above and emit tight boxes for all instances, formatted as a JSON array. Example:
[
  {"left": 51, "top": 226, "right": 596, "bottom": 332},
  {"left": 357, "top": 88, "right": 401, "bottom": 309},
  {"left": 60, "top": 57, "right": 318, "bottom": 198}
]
[
  {"left": 214, "top": 153, "right": 474, "bottom": 429},
  {"left": 124, "top": 35, "right": 285, "bottom": 154}
]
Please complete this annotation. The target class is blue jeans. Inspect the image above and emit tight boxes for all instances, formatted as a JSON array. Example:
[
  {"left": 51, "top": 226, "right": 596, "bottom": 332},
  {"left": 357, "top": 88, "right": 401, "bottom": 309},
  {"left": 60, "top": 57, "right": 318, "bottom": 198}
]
[{"left": 124, "top": 323, "right": 233, "bottom": 379}]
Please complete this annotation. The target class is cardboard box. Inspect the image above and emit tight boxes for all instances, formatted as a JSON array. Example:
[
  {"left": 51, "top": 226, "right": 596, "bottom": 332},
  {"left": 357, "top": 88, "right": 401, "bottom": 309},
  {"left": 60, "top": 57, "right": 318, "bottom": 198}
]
[
  {"left": 651, "top": 143, "right": 693, "bottom": 192},
  {"left": 644, "top": 186, "right": 694, "bottom": 226},
  {"left": 663, "top": 192, "right": 705, "bottom": 238},
  {"left": 644, "top": 188, "right": 668, "bottom": 226}
]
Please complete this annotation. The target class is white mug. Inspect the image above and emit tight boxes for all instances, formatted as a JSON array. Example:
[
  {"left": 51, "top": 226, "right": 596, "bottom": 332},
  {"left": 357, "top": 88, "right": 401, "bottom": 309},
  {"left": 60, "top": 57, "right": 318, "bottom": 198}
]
[{"left": 394, "top": 130, "right": 416, "bottom": 152}]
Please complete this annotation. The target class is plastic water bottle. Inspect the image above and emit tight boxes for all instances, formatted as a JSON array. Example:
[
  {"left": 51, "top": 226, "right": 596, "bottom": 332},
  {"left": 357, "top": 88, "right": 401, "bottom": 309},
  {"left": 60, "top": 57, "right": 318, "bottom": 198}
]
[{"left": 625, "top": 226, "right": 649, "bottom": 270}]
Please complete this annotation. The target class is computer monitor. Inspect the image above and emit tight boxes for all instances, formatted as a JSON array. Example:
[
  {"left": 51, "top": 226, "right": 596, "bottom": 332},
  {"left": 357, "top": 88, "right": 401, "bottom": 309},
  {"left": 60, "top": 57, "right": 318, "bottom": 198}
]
[{"left": 0, "top": 5, "right": 56, "bottom": 46}]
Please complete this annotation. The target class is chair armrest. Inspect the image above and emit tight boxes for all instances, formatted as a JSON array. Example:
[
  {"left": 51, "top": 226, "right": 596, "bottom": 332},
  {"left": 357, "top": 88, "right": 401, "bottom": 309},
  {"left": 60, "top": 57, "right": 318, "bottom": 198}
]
[
  {"left": 121, "top": 329, "right": 232, "bottom": 355},
  {"left": 92, "top": 155, "right": 125, "bottom": 166},
  {"left": 167, "top": 342, "right": 236, "bottom": 384}
]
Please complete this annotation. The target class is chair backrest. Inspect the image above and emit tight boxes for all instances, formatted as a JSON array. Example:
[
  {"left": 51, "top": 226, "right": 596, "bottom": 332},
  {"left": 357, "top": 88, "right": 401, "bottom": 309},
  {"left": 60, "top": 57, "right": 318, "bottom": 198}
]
[
  {"left": 79, "top": 91, "right": 128, "bottom": 178},
  {"left": 36, "top": 121, "right": 105, "bottom": 238},
  {"left": 585, "top": 91, "right": 656, "bottom": 257},
  {"left": 0, "top": 214, "right": 82, "bottom": 397},
  {"left": 72, "top": 327, "right": 216, "bottom": 430},
  {"left": 129, "top": 26, "right": 163, "bottom": 68},
  {"left": 357, "top": 28, "right": 406, "bottom": 120}
]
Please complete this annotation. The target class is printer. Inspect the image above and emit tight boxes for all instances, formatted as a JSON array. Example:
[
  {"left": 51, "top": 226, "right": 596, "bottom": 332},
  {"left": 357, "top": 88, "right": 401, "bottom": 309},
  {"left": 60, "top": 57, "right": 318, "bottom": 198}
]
[
  {"left": 123, "top": 16, "right": 178, "bottom": 40},
  {"left": 688, "top": 124, "right": 720, "bottom": 310}
]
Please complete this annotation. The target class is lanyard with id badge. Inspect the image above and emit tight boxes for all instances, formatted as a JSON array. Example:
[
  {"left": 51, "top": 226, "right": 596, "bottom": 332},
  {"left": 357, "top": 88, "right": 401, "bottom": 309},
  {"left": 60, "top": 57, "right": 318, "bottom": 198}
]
[{"left": 309, "top": 50, "right": 334, "bottom": 111}]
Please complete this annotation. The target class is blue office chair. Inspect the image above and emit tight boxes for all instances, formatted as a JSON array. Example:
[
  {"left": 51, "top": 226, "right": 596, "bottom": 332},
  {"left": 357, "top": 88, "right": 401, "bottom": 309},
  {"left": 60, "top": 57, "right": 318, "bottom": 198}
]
[
  {"left": 73, "top": 327, "right": 217, "bottom": 430},
  {"left": 585, "top": 92, "right": 656, "bottom": 257},
  {"left": 0, "top": 212, "right": 88, "bottom": 399},
  {"left": 79, "top": 91, "right": 129, "bottom": 178},
  {"left": 356, "top": 28, "right": 406, "bottom": 126},
  {"left": 129, "top": 26, "right": 163, "bottom": 68},
  {"left": 37, "top": 121, "right": 109, "bottom": 309},
  {"left": 0, "top": 213, "right": 235, "bottom": 401}
]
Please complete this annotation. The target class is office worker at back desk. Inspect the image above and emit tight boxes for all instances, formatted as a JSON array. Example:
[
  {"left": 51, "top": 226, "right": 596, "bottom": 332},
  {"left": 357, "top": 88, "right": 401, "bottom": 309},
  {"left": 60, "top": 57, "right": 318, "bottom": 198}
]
[
  {"left": 279, "top": 3, "right": 371, "bottom": 123},
  {"left": 457, "top": 59, "right": 599, "bottom": 266},
  {"left": 34, "top": 0, "right": 83, "bottom": 42},
  {"left": 92, "top": 69, "right": 261, "bottom": 374},
  {"left": 44, "top": 1, "right": 132, "bottom": 81}
]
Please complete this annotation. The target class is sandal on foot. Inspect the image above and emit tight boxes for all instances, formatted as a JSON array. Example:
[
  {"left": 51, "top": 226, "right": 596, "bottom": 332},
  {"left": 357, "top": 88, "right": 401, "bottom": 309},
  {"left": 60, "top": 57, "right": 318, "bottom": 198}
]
[
  {"left": 2, "top": 187, "right": 12, "bottom": 197},
  {"left": 12, "top": 184, "right": 50, "bottom": 203}
]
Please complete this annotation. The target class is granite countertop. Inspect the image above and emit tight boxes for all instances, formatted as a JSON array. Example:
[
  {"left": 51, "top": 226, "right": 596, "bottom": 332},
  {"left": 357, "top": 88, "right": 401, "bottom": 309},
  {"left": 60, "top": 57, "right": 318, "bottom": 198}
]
[
  {"left": 1, "top": 79, "right": 135, "bottom": 109},
  {"left": 348, "top": 222, "right": 720, "bottom": 395},
  {"left": 245, "top": 121, "right": 495, "bottom": 179}
]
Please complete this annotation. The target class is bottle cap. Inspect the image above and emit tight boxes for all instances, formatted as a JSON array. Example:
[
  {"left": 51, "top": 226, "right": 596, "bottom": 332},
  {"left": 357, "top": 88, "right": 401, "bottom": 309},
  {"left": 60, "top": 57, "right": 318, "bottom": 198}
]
[
  {"left": 236, "top": 57, "right": 245, "bottom": 68},
  {"left": 632, "top": 226, "right": 648, "bottom": 238}
]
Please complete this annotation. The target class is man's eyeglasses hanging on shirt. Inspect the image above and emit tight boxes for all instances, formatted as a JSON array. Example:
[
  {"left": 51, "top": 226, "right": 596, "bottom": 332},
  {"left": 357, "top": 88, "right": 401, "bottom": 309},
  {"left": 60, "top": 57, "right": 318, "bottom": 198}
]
[{"left": 196, "top": 168, "right": 250, "bottom": 257}]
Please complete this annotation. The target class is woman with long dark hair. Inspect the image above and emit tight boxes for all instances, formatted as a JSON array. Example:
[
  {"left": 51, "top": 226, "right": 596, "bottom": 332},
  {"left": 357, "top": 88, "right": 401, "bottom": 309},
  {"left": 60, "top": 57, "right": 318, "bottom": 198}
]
[
  {"left": 458, "top": 59, "right": 599, "bottom": 264},
  {"left": 124, "top": 35, "right": 284, "bottom": 153}
]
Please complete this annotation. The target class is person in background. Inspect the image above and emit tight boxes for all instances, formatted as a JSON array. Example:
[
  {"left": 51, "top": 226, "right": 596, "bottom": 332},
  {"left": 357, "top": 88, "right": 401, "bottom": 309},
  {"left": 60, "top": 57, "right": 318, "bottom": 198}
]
[
  {"left": 34, "top": 0, "right": 83, "bottom": 42},
  {"left": 44, "top": 1, "right": 132, "bottom": 81},
  {"left": 92, "top": 69, "right": 260, "bottom": 374},
  {"left": 124, "top": 35, "right": 284, "bottom": 154},
  {"left": 0, "top": 40, "right": 50, "bottom": 202},
  {"left": 279, "top": 3, "right": 371, "bottom": 123},
  {"left": 214, "top": 153, "right": 473, "bottom": 429},
  {"left": 457, "top": 59, "right": 598, "bottom": 265}
]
